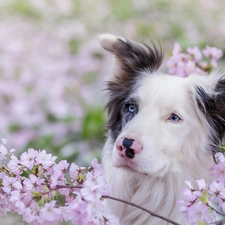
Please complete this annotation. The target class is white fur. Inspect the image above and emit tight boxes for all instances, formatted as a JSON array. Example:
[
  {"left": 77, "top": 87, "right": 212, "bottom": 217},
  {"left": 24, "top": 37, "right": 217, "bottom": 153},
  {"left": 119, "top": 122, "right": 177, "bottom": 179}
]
[
  {"left": 99, "top": 33, "right": 126, "bottom": 52},
  {"left": 100, "top": 34, "right": 221, "bottom": 225}
]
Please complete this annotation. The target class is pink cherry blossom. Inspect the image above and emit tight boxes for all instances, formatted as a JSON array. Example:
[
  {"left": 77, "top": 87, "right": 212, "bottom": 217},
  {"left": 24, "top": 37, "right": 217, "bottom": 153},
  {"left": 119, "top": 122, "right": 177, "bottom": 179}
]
[
  {"left": 39, "top": 200, "right": 61, "bottom": 225},
  {"left": 35, "top": 149, "right": 57, "bottom": 169},
  {"left": 23, "top": 174, "right": 44, "bottom": 192},
  {"left": 167, "top": 43, "right": 223, "bottom": 77},
  {"left": 0, "top": 143, "right": 118, "bottom": 225},
  {"left": 48, "top": 161, "right": 69, "bottom": 187},
  {"left": 209, "top": 180, "right": 225, "bottom": 195},
  {"left": 54, "top": 160, "right": 69, "bottom": 173},
  {"left": 180, "top": 152, "right": 225, "bottom": 224},
  {"left": 20, "top": 148, "right": 38, "bottom": 169},
  {"left": 185, "top": 61, "right": 196, "bottom": 75},
  {"left": 187, "top": 46, "right": 202, "bottom": 61},
  {"left": 0, "top": 144, "right": 8, "bottom": 162},
  {"left": 202, "top": 46, "right": 223, "bottom": 60},
  {"left": 21, "top": 208, "right": 39, "bottom": 224},
  {"left": 7, "top": 153, "right": 22, "bottom": 175},
  {"left": 172, "top": 43, "right": 181, "bottom": 55},
  {"left": 104, "top": 215, "right": 120, "bottom": 225},
  {"left": 210, "top": 161, "right": 225, "bottom": 181},
  {"left": 185, "top": 203, "right": 214, "bottom": 225},
  {"left": 81, "top": 172, "right": 108, "bottom": 201},
  {"left": 196, "top": 179, "right": 206, "bottom": 191},
  {"left": 69, "top": 162, "right": 81, "bottom": 182},
  {"left": 90, "top": 158, "right": 102, "bottom": 176},
  {"left": 2, "top": 176, "right": 22, "bottom": 193},
  {"left": 215, "top": 152, "right": 225, "bottom": 163},
  {"left": 210, "top": 59, "right": 218, "bottom": 68}
]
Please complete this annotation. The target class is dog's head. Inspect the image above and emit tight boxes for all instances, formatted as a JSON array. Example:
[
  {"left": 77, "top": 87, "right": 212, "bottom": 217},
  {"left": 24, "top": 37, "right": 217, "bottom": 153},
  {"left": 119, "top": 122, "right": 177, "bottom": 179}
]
[{"left": 100, "top": 34, "right": 225, "bottom": 177}]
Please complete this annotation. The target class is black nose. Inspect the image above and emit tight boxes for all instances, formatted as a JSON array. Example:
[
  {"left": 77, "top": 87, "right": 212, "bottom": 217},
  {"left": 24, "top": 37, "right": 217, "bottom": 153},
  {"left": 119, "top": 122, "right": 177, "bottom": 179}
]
[{"left": 123, "top": 138, "right": 135, "bottom": 159}]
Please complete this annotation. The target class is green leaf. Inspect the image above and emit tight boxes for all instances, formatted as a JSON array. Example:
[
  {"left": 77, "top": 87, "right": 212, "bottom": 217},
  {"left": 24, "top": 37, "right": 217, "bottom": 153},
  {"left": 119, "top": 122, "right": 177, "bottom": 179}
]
[
  {"left": 109, "top": 0, "right": 136, "bottom": 21},
  {"left": 31, "top": 191, "right": 41, "bottom": 198},
  {"left": 9, "top": 0, "right": 41, "bottom": 19},
  {"left": 78, "top": 172, "right": 86, "bottom": 183},
  {"left": 220, "top": 146, "right": 225, "bottom": 154},
  {"left": 199, "top": 190, "right": 208, "bottom": 204},
  {"left": 31, "top": 165, "right": 40, "bottom": 175},
  {"left": 81, "top": 107, "right": 106, "bottom": 140},
  {"left": 21, "top": 170, "right": 30, "bottom": 178},
  {"left": 137, "top": 24, "right": 155, "bottom": 38},
  {"left": 38, "top": 198, "right": 45, "bottom": 207},
  {"left": 68, "top": 38, "right": 80, "bottom": 55},
  {"left": 9, "top": 124, "right": 22, "bottom": 132}
]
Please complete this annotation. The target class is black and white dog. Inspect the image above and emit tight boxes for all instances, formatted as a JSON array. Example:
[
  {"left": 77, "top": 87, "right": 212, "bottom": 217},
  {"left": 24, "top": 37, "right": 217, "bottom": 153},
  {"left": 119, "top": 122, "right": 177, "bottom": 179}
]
[{"left": 99, "top": 34, "right": 225, "bottom": 225}]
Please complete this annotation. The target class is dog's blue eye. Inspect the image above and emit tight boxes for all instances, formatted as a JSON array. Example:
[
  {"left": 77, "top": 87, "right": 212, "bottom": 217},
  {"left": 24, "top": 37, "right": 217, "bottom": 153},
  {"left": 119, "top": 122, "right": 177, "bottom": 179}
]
[
  {"left": 122, "top": 102, "right": 138, "bottom": 124},
  {"left": 128, "top": 104, "right": 135, "bottom": 113},
  {"left": 169, "top": 113, "right": 181, "bottom": 122}
]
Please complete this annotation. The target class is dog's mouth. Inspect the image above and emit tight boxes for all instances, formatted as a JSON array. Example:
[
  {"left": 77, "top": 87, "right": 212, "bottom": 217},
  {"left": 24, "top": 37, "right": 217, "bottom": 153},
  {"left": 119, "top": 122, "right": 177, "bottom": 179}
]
[
  {"left": 113, "top": 157, "right": 148, "bottom": 174},
  {"left": 113, "top": 156, "right": 169, "bottom": 177},
  {"left": 113, "top": 156, "right": 137, "bottom": 169}
]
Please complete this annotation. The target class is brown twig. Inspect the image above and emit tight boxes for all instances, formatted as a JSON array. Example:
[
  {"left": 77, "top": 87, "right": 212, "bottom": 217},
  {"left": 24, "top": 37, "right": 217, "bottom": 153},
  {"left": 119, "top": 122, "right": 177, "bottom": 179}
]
[
  {"left": 207, "top": 203, "right": 225, "bottom": 217},
  {"left": 55, "top": 184, "right": 82, "bottom": 189},
  {"left": 195, "top": 62, "right": 211, "bottom": 73},
  {"left": 102, "top": 195, "right": 182, "bottom": 225}
]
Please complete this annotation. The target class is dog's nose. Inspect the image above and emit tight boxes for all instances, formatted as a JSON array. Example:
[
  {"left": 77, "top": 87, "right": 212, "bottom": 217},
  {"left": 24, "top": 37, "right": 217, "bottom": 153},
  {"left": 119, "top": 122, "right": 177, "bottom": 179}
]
[{"left": 116, "top": 137, "right": 142, "bottom": 159}]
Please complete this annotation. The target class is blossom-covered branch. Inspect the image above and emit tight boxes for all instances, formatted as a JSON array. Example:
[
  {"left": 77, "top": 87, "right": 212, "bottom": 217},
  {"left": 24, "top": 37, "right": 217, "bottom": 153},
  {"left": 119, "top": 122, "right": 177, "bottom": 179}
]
[
  {"left": 0, "top": 138, "right": 118, "bottom": 225},
  {"left": 179, "top": 152, "right": 225, "bottom": 224},
  {"left": 0, "top": 139, "right": 182, "bottom": 225},
  {"left": 167, "top": 43, "right": 223, "bottom": 77}
]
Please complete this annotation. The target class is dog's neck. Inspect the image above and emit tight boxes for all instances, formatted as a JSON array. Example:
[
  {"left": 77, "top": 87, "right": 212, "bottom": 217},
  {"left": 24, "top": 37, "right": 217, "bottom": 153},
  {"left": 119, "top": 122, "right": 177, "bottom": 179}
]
[{"left": 104, "top": 164, "right": 184, "bottom": 224}]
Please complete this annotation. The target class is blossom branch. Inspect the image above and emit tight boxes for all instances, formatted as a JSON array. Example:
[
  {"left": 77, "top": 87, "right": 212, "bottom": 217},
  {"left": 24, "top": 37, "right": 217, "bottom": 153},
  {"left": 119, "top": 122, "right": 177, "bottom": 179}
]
[
  {"left": 167, "top": 43, "right": 223, "bottom": 77},
  {"left": 207, "top": 203, "right": 225, "bottom": 217},
  {"left": 51, "top": 184, "right": 183, "bottom": 225},
  {"left": 103, "top": 195, "right": 182, "bottom": 225}
]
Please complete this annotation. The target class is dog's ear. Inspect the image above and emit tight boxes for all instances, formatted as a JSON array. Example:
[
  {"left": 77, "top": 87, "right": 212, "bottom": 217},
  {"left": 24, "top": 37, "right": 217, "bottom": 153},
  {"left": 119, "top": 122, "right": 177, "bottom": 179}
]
[
  {"left": 99, "top": 34, "right": 164, "bottom": 81},
  {"left": 196, "top": 76, "right": 225, "bottom": 154}
]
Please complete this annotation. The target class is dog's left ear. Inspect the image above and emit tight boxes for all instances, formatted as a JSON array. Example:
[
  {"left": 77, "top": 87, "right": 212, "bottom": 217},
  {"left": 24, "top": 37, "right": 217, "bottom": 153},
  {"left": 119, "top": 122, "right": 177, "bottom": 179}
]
[
  {"left": 196, "top": 77, "right": 225, "bottom": 154},
  {"left": 99, "top": 34, "right": 163, "bottom": 80}
]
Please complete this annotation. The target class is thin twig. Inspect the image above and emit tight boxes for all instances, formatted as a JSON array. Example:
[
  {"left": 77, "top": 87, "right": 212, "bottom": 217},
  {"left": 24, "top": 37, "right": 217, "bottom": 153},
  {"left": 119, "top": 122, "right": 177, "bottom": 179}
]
[
  {"left": 195, "top": 62, "right": 211, "bottom": 73},
  {"left": 207, "top": 203, "right": 225, "bottom": 217},
  {"left": 102, "top": 195, "right": 182, "bottom": 225},
  {"left": 55, "top": 184, "right": 82, "bottom": 189},
  {"left": 40, "top": 184, "right": 82, "bottom": 195}
]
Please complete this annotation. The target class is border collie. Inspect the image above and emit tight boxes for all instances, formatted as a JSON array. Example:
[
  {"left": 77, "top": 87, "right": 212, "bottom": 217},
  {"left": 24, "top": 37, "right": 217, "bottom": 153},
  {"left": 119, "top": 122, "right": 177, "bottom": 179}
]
[{"left": 99, "top": 34, "right": 225, "bottom": 225}]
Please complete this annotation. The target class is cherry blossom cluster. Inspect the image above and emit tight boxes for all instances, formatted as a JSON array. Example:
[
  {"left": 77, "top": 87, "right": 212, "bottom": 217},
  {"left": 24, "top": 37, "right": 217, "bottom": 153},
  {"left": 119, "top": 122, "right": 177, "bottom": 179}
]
[
  {"left": 0, "top": 139, "right": 119, "bottom": 225},
  {"left": 167, "top": 43, "right": 223, "bottom": 77},
  {"left": 179, "top": 152, "right": 225, "bottom": 224}
]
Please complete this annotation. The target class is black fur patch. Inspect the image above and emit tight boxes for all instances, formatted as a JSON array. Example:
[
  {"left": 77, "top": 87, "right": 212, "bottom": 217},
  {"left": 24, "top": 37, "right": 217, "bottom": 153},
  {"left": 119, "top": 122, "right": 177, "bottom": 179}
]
[
  {"left": 106, "top": 81, "right": 136, "bottom": 141},
  {"left": 113, "top": 39, "right": 164, "bottom": 75},
  {"left": 105, "top": 39, "right": 164, "bottom": 141},
  {"left": 196, "top": 78, "right": 225, "bottom": 154}
]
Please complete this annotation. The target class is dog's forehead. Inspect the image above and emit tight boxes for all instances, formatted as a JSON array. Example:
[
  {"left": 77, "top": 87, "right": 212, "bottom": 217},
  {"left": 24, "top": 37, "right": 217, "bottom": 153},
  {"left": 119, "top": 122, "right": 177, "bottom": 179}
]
[{"left": 136, "top": 74, "right": 189, "bottom": 104}]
